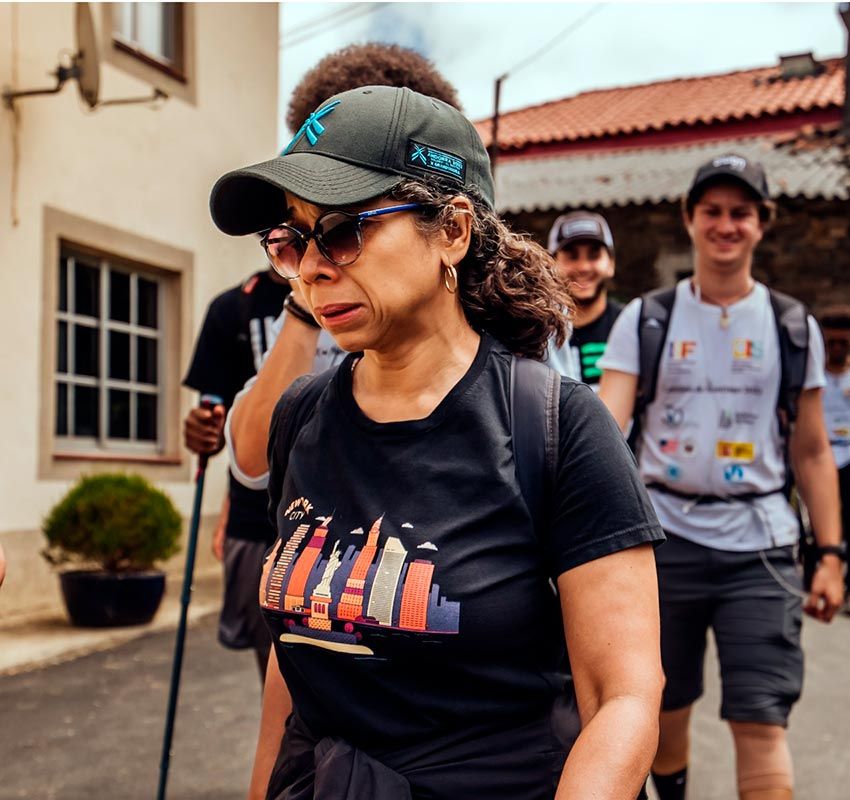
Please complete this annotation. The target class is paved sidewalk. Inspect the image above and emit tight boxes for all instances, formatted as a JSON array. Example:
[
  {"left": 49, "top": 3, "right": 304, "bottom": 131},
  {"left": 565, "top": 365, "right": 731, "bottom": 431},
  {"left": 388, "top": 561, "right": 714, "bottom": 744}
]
[{"left": 0, "top": 569, "right": 222, "bottom": 676}]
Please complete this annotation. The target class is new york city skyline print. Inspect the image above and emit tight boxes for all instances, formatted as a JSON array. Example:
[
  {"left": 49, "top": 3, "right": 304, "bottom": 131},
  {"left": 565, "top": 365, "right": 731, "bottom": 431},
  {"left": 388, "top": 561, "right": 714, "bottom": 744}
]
[{"left": 259, "top": 510, "right": 460, "bottom": 655}]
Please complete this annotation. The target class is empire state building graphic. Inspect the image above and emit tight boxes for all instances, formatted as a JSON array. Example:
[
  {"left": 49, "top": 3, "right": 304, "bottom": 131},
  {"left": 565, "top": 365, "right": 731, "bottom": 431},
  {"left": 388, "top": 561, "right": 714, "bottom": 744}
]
[{"left": 263, "top": 512, "right": 460, "bottom": 654}]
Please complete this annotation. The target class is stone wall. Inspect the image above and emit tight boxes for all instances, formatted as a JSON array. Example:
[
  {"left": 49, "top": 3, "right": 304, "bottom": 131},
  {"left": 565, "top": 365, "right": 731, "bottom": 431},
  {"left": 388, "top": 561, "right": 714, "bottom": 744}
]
[{"left": 507, "top": 197, "right": 850, "bottom": 312}]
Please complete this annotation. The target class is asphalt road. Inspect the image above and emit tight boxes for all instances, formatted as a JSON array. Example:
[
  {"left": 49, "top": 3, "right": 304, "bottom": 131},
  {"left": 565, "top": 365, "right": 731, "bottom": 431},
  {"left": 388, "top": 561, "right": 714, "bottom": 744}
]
[{"left": 1, "top": 613, "right": 848, "bottom": 800}]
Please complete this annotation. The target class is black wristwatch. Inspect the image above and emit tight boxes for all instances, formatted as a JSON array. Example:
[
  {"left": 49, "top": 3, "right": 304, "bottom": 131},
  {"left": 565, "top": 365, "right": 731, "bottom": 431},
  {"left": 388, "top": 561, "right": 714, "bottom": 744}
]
[{"left": 816, "top": 543, "right": 847, "bottom": 562}]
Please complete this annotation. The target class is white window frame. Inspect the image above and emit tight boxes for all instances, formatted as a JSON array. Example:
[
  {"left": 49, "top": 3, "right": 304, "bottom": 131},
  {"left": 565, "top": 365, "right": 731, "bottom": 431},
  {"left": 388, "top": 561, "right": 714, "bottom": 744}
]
[
  {"left": 55, "top": 248, "right": 164, "bottom": 455},
  {"left": 111, "top": 2, "right": 184, "bottom": 75}
]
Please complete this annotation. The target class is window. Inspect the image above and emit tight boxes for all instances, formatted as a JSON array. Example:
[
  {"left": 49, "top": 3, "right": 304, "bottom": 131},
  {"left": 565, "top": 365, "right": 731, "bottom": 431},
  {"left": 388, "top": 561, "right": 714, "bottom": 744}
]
[
  {"left": 112, "top": 2, "right": 184, "bottom": 77},
  {"left": 55, "top": 246, "right": 164, "bottom": 454}
]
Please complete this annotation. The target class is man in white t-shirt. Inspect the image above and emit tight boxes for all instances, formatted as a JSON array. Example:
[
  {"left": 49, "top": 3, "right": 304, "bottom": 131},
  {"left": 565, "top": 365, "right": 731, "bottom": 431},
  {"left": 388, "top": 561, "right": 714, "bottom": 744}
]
[
  {"left": 820, "top": 307, "right": 850, "bottom": 612},
  {"left": 598, "top": 155, "right": 845, "bottom": 800}
]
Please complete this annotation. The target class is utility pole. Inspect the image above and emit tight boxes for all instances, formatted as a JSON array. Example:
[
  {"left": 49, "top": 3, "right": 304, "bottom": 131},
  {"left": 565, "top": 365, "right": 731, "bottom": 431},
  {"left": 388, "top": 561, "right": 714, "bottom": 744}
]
[{"left": 490, "top": 75, "right": 506, "bottom": 176}]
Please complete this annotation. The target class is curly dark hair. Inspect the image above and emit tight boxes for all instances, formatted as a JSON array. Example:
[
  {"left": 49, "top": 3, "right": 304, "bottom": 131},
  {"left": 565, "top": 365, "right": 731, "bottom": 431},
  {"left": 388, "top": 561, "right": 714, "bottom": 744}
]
[
  {"left": 287, "top": 43, "right": 461, "bottom": 133},
  {"left": 389, "top": 178, "right": 573, "bottom": 360}
]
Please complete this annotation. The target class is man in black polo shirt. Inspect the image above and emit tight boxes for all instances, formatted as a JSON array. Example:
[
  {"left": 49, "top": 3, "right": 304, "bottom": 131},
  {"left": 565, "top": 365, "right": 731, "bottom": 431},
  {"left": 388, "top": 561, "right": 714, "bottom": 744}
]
[
  {"left": 544, "top": 211, "right": 622, "bottom": 389},
  {"left": 183, "top": 267, "right": 288, "bottom": 679}
]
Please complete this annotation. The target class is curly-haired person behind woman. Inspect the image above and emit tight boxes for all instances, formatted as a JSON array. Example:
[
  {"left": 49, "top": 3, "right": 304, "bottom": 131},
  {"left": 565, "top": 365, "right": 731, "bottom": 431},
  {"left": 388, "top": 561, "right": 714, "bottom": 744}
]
[{"left": 210, "top": 86, "right": 665, "bottom": 800}]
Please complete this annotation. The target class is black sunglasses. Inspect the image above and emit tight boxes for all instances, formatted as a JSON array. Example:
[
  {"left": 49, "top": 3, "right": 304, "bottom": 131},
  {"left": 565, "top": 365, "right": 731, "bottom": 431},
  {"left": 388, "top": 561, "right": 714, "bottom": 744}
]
[{"left": 259, "top": 203, "right": 422, "bottom": 280}]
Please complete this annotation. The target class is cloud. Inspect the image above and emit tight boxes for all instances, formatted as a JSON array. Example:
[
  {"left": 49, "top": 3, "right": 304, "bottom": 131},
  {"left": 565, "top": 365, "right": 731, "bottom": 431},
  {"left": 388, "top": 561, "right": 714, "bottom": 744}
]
[
  {"left": 401, "top": 522, "right": 414, "bottom": 529},
  {"left": 417, "top": 542, "right": 438, "bottom": 551},
  {"left": 350, "top": 527, "right": 364, "bottom": 535}
]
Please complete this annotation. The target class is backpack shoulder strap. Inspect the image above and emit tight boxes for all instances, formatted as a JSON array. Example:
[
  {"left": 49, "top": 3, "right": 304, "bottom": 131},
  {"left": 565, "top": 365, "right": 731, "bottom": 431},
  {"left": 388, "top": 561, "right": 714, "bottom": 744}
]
[
  {"left": 769, "top": 288, "right": 809, "bottom": 427},
  {"left": 268, "top": 367, "right": 336, "bottom": 468},
  {"left": 628, "top": 286, "right": 677, "bottom": 451},
  {"left": 510, "top": 355, "right": 560, "bottom": 535},
  {"left": 635, "top": 286, "right": 677, "bottom": 416}
]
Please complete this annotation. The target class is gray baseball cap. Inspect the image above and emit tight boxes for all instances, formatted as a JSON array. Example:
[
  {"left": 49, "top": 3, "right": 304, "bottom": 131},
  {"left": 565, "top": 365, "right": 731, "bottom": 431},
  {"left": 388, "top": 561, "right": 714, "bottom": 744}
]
[
  {"left": 210, "top": 85, "right": 494, "bottom": 236},
  {"left": 547, "top": 211, "right": 614, "bottom": 255}
]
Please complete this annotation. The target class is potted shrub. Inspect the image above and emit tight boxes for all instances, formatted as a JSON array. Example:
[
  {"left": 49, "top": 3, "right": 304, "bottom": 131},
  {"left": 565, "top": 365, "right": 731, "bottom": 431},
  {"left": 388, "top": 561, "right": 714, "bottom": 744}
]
[{"left": 42, "top": 473, "right": 182, "bottom": 627}]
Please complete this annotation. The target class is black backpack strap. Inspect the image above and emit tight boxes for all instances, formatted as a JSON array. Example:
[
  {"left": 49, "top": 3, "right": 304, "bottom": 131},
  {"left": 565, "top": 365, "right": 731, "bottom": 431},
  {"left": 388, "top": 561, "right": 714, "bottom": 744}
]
[
  {"left": 629, "top": 286, "right": 677, "bottom": 451},
  {"left": 510, "top": 355, "right": 560, "bottom": 536},
  {"left": 769, "top": 288, "right": 809, "bottom": 431}
]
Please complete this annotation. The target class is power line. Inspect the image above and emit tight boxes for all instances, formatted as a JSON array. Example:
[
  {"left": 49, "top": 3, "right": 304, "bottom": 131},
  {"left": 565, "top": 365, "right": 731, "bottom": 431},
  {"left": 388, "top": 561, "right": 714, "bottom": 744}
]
[
  {"left": 501, "top": 4, "right": 605, "bottom": 79},
  {"left": 280, "top": 3, "right": 369, "bottom": 42},
  {"left": 281, "top": 3, "right": 389, "bottom": 49}
]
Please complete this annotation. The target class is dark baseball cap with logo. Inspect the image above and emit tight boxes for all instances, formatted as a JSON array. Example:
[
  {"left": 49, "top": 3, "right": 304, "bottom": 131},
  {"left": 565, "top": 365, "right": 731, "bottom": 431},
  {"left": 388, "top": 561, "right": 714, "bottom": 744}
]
[
  {"left": 210, "top": 85, "right": 494, "bottom": 236},
  {"left": 686, "top": 153, "right": 770, "bottom": 206},
  {"left": 547, "top": 211, "right": 614, "bottom": 255}
]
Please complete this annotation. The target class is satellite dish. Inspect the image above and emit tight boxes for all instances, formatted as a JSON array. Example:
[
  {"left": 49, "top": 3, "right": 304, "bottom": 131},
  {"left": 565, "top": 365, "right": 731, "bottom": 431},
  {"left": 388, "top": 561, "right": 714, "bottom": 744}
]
[
  {"left": 75, "top": 2, "right": 100, "bottom": 109},
  {"left": 2, "top": 2, "right": 166, "bottom": 111}
]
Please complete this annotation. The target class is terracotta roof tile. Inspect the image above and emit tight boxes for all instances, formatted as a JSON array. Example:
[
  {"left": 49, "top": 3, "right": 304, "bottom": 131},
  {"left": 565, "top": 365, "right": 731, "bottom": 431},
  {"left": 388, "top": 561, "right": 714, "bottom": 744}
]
[{"left": 475, "top": 58, "right": 845, "bottom": 148}]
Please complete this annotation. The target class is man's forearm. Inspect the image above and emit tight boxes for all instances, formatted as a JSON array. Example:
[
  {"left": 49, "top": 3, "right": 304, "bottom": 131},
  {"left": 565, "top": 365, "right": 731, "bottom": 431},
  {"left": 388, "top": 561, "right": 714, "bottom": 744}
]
[
  {"left": 556, "top": 694, "right": 658, "bottom": 799},
  {"left": 795, "top": 450, "right": 842, "bottom": 547},
  {"left": 231, "top": 317, "right": 319, "bottom": 478}
]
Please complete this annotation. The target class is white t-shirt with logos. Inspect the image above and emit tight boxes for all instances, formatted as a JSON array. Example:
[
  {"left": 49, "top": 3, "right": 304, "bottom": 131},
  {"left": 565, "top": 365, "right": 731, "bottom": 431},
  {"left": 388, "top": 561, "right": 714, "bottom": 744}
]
[
  {"left": 823, "top": 369, "right": 850, "bottom": 470},
  {"left": 599, "top": 279, "right": 825, "bottom": 551}
]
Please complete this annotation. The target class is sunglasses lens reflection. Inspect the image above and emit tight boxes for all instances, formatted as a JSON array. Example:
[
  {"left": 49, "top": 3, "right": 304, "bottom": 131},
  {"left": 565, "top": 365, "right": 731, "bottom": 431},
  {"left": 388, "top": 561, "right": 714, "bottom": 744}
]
[
  {"left": 318, "top": 213, "right": 362, "bottom": 266},
  {"left": 266, "top": 228, "right": 304, "bottom": 278}
]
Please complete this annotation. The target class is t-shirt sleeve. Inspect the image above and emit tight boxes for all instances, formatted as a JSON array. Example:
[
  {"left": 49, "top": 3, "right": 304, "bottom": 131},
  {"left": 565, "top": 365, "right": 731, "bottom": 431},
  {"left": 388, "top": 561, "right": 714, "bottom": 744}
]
[
  {"left": 803, "top": 314, "right": 826, "bottom": 391},
  {"left": 546, "top": 380, "right": 664, "bottom": 577},
  {"left": 182, "top": 293, "right": 239, "bottom": 406},
  {"left": 596, "top": 297, "right": 641, "bottom": 375}
]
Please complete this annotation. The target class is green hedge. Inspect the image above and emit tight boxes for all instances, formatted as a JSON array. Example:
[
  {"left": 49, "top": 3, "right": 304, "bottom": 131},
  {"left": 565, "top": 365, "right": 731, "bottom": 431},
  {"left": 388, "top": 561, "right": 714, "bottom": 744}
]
[{"left": 43, "top": 474, "right": 181, "bottom": 572}]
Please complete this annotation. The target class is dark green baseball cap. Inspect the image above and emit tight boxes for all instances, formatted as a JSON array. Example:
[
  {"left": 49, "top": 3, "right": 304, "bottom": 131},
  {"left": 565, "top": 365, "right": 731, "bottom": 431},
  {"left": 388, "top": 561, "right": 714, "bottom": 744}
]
[{"left": 210, "top": 85, "right": 494, "bottom": 236}]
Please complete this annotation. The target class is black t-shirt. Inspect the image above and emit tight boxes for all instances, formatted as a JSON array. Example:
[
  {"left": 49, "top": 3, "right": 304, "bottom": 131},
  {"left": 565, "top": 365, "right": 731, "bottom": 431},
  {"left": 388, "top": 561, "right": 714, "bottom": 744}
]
[
  {"left": 183, "top": 270, "right": 288, "bottom": 542},
  {"left": 571, "top": 299, "right": 623, "bottom": 385},
  {"left": 263, "top": 335, "right": 663, "bottom": 797}
]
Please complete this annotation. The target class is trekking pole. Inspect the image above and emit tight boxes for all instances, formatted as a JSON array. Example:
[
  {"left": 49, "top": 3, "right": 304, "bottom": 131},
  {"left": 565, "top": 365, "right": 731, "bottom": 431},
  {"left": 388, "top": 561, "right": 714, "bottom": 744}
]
[{"left": 156, "top": 393, "right": 223, "bottom": 800}]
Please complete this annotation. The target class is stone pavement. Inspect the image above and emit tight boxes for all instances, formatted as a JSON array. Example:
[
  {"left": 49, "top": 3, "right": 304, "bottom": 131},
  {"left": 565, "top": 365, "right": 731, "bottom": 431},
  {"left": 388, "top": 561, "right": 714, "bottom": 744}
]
[{"left": 1, "top": 587, "right": 848, "bottom": 799}]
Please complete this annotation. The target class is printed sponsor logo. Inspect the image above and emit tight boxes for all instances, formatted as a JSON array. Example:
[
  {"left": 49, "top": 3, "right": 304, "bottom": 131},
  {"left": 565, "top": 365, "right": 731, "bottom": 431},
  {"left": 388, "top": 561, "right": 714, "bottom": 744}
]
[
  {"left": 719, "top": 409, "right": 759, "bottom": 428},
  {"left": 715, "top": 441, "right": 755, "bottom": 461},
  {"left": 662, "top": 405, "right": 685, "bottom": 428},
  {"left": 665, "top": 463, "right": 683, "bottom": 482},
  {"left": 723, "top": 464, "right": 746, "bottom": 482},
  {"left": 659, "top": 438, "right": 679, "bottom": 455},
  {"left": 669, "top": 341, "right": 697, "bottom": 360},
  {"left": 732, "top": 339, "right": 763, "bottom": 360}
]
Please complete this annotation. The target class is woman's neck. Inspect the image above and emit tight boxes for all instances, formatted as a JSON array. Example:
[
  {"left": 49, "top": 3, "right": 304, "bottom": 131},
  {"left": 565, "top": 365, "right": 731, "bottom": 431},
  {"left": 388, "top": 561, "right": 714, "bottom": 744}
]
[{"left": 353, "top": 316, "right": 480, "bottom": 423}]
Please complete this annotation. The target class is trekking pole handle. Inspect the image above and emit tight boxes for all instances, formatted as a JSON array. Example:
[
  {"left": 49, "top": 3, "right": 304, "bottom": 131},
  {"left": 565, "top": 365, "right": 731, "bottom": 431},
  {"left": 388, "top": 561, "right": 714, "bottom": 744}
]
[{"left": 197, "top": 394, "right": 224, "bottom": 473}]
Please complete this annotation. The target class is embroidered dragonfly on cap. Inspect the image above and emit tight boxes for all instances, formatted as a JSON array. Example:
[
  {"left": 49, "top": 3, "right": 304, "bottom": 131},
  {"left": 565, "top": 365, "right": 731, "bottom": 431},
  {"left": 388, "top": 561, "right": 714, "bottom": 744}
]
[{"left": 282, "top": 100, "right": 341, "bottom": 155}]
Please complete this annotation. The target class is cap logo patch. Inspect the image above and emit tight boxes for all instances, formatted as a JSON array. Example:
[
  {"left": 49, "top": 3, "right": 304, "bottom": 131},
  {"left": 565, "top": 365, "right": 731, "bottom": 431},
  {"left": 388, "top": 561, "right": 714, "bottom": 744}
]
[
  {"left": 712, "top": 155, "right": 747, "bottom": 172},
  {"left": 406, "top": 140, "right": 466, "bottom": 182},
  {"left": 563, "top": 220, "right": 601, "bottom": 238},
  {"left": 282, "top": 100, "right": 341, "bottom": 156}
]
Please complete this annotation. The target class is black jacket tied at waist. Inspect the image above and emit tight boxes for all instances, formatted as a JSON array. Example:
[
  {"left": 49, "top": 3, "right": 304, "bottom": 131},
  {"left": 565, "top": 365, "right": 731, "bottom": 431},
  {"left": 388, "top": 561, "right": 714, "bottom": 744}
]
[{"left": 267, "top": 714, "right": 411, "bottom": 800}]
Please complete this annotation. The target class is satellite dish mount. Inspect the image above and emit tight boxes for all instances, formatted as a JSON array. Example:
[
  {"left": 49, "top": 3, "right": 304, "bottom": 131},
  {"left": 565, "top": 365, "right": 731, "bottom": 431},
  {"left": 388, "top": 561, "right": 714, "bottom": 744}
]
[{"left": 2, "top": 3, "right": 167, "bottom": 111}]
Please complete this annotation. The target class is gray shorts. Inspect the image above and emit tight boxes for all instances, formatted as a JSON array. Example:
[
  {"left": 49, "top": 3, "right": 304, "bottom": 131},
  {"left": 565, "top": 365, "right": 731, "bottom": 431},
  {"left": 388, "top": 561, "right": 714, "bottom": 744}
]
[
  {"left": 219, "top": 537, "right": 272, "bottom": 659},
  {"left": 656, "top": 533, "right": 804, "bottom": 726}
]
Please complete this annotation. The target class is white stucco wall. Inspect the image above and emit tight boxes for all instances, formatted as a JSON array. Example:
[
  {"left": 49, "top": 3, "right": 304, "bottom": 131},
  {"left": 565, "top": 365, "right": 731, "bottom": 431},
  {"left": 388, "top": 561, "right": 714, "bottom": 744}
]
[{"left": 0, "top": 3, "right": 279, "bottom": 619}]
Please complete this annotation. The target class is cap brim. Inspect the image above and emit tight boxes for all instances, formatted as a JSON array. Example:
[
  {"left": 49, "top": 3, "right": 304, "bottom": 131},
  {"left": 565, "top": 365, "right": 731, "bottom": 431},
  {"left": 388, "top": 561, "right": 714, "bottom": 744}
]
[{"left": 210, "top": 153, "right": 404, "bottom": 236}]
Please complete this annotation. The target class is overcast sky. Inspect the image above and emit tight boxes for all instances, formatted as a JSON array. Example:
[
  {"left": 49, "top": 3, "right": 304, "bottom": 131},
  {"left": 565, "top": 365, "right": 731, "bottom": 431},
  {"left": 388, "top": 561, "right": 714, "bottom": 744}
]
[{"left": 278, "top": 2, "right": 846, "bottom": 145}]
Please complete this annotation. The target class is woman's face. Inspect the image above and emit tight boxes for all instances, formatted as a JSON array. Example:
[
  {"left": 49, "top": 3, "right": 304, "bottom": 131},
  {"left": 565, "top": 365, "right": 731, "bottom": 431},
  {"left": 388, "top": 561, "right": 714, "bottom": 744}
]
[{"left": 285, "top": 192, "right": 466, "bottom": 354}]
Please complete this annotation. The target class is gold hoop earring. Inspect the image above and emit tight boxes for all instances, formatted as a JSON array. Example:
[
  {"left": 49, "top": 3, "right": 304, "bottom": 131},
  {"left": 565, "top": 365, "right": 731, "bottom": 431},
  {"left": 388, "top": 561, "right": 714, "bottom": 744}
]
[{"left": 443, "top": 262, "right": 458, "bottom": 294}]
